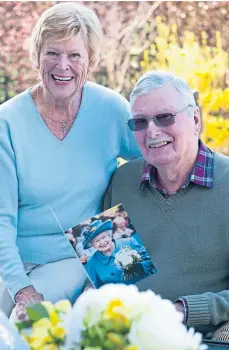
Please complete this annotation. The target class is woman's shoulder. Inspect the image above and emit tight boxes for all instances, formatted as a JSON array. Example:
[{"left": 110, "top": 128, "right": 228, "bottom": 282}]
[
  {"left": 0, "top": 89, "right": 32, "bottom": 123},
  {"left": 85, "top": 81, "right": 129, "bottom": 109}
]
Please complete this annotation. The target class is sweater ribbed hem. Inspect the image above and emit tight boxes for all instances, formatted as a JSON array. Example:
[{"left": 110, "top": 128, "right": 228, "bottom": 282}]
[
  {"left": 8, "top": 275, "right": 32, "bottom": 300},
  {"left": 185, "top": 294, "right": 210, "bottom": 326}
]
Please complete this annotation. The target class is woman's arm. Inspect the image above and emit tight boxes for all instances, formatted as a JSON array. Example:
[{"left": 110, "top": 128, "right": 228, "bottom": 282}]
[{"left": 0, "top": 119, "right": 32, "bottom": 299}]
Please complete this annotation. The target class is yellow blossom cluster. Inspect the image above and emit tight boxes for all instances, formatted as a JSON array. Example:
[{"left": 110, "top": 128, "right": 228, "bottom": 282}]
[
  {"left": 141, "top": 17, "right": 229, "bottom": 154},
  {"left": 17, "top": 300, "right": 71, "bottom": 350}
]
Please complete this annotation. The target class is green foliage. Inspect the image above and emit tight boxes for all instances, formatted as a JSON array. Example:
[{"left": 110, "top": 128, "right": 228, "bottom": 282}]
[
  {"left": 80, "top": 318, "right": 130, "bottom": 350},
  {"left": 138, "top": 17, "right": 229, "bottom": 153},
  {"left": 26, "top": 304, "right": 49, "bottom": 322}
]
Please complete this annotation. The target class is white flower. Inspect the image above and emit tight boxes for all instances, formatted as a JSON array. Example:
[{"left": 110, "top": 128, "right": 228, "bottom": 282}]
[
  {"left": 131, "top": 250, "right": 141, "bottom": 259},
  {"left": 128, "top": 313, "right": 206, "bottom": 350},
  {"left": 64, "top": 284, "right": 206, "bottom": 350},
  {"left": 64, "top": 288, "right": 106, "bottom": 348},
  {"left": 115, "top": 247, "right": 141, "bottom": 268},
  {"left": 116, "top": 254, "right": 134, "bottom": 267},
  {"left": 65, "top": 284, "right": 139, "bottom": 348}
]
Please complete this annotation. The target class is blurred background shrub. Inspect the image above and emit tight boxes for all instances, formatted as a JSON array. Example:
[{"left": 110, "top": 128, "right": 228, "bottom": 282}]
[{"left": 0, "top": 1, "right": 229, "bottom": 154}]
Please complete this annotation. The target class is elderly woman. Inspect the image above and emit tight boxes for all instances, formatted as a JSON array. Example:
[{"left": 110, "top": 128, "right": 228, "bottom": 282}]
[
  {"left": 83, "top": 220, "right": 156, "bottom": 288},
  {"left": 0, "top": 2, "right": 140, "bottom": 321}
]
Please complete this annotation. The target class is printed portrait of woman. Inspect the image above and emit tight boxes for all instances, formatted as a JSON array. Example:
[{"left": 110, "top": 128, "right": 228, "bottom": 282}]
[{"left": 78, "top": 219, "right": 157, "bottom": 288}]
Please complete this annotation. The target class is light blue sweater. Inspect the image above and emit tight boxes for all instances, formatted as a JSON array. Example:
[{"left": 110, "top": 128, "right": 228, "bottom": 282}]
[{"left": 0, "top": 81, "right": 140, "bottom": 298}]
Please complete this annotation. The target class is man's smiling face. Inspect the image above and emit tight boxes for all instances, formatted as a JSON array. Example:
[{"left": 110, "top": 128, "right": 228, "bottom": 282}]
[{"left": 132, "top": 83, "right": 198, "bottom": 167}]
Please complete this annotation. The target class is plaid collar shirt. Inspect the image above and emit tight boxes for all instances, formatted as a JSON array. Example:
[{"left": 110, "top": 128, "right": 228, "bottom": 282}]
[{"left": 140, "top": 140, "right": 214, "bottom": 196}]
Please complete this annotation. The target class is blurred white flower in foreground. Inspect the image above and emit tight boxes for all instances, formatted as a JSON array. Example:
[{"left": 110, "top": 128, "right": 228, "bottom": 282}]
[{"left": 64, "top": 284, "right": 207, "bottom": 350}]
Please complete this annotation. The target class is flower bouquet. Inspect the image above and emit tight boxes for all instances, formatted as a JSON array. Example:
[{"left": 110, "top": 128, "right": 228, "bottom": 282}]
[
  {"left": 114, "top": 246, "right": 142, "bottom": 280},
  {"left": 16, "top": 284, "right": 207, "bottom": 350},
  {"left": 16, "top": 300, "right": 71, "bottom": 349}
]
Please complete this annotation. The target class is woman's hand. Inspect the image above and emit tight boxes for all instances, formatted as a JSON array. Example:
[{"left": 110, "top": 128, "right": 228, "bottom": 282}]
[
  {"left": 80, "top": 255, "right": 88, "bottom": 264},
  {"left": 65, "top": 229, "right": 76, "bottom": 248},
  {"left": 14, "top": 286, "right": 44, "bottom": 320}
]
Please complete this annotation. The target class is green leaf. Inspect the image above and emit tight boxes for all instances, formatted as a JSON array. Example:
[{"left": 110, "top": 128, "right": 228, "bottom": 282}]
[
  {"left": 26, "top": 304, "right": 49, "bottom": 321},
  {"left": 15, "top": 320, "right": 33, "bottom": 332}
]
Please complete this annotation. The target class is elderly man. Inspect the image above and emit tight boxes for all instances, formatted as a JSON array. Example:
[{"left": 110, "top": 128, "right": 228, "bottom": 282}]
[{"left": 103, "top": 71, "right": 229, "bottom": 338}]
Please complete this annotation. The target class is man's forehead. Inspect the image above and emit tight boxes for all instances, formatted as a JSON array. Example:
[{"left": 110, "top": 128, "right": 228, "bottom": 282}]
[
  {"left": 132, "top": 103, "right": 176, "bottom": 116},
  {"left": 131, "top": 89, "right": 182, "bottom": 115}
]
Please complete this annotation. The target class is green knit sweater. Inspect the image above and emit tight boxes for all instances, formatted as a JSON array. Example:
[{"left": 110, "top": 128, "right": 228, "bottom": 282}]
[{"left": 104, "top": 152, "right": 229, "bottom": 333}]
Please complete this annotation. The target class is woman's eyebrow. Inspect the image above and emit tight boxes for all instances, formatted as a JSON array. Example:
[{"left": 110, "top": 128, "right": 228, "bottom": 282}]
[
  {"left": 45, "top": 47, "right": 81, "bottom": 54},
  {"left": 45, "top": 46, "right": 58, "bottom": 50}
]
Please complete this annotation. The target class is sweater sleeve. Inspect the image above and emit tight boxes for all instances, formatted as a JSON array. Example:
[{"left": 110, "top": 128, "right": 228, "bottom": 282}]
[
  {"left": 184, "top": 290, "right": 229, "bottom": 327},
  {"left": 0, "top": 120, "right": 31, "bottom": 299},
  {"left": 118, "top": 100, "right": 141, "bottom": 161}
]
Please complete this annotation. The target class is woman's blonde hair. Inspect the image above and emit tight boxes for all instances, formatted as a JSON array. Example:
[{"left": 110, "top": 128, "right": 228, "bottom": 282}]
[{"left": 30, "top": 2, "right": 102, "bottom": 70}]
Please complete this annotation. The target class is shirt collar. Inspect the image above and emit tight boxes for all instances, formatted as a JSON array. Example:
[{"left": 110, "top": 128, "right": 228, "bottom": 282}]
[{"left": 140, "top": 140, "right": 214, "bottom": 190}]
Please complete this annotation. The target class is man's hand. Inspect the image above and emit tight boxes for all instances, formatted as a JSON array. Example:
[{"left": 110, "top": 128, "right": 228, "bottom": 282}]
[
  {"left": 174, "top": 301, "right": 185, "bottom": 322},
  {"left": 15, "top": 286, "right": 44, "bottom": 320}
]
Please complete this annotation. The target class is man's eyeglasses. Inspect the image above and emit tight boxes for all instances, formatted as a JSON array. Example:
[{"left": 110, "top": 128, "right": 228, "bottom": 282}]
[{"left": 127, "top": 104, "right": 193, "bottom": 131}]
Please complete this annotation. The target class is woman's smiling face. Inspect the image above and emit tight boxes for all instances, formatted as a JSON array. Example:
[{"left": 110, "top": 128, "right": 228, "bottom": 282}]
[
  {"left": 39, "top": 33, "right": 89, "bottom": 100},
  {"left": 92, "top": 231, "right": 113, "bottom": 253}
]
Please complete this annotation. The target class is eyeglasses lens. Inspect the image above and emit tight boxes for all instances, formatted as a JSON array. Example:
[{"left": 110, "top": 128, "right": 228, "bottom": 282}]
[
  {"left": 154, "top": 113, "right": 175, "bottom": 127},
  {"left": 129, "top": 113, "right": 175, "bottom": 131}
]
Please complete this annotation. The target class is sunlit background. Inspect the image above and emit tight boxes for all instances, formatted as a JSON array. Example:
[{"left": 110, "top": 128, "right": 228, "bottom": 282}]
[{"left": 0, "top": 1, "right": 229, "bottom": 154}]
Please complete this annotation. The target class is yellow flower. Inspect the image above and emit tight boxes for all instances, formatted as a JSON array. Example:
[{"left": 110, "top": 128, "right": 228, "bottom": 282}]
[
  {"left": 103, "top": 299, "right": 130, "bottom": 328},
  {"left": 50, "top": 325, "right": 66, "bottom": 340},
  {"left": 30, "top": 318, "right": 53, "bottom": 346},
  {"left": 28, "top": 337, "right": 47, "bottom": 350},
  {"left": 41, "top": 301, "right": 60, "bottom": 326},
  {"left": 55, "top": 299, "right": 72, "bottom": 314},
  {"left": 107, "top": 332, "right": 125, "bottom": 347},
  {"left": 33, "top": 318, "right": 52, "bottom": 331},
  {"left": 124, "top": 346, "right": 139, "bottom": 350}
]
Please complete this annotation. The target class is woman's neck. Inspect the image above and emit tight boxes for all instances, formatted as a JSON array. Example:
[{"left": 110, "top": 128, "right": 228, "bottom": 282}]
[{"left": 33, "top": 84, "right": 82, "bottom": 122}]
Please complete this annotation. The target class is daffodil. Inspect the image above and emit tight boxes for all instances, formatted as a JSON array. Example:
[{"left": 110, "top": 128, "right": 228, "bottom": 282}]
[
  {"left": 103, "top": 299, "right": 130, "bottom": 328},
  {"left": 49, "top": 325, "right": 66, "bottom": 341},
  {"left": 55, "top": 299, "right": 72, "bottom": 314},
  {"left": 41, "top": 301, "right": 60, "bottom": 326},
  {"left": 124, "top": 346, "right": 139, "bottom": 350}
]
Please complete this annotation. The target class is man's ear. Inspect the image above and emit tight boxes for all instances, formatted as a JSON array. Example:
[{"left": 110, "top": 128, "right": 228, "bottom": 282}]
[{"left": 193, "top": 107, "right": 201, "bottom": 135}]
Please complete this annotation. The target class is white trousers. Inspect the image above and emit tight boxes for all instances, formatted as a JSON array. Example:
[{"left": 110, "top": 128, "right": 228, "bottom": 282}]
[{"left": 0, "top": 258, "right": 87, "bottom": 323}]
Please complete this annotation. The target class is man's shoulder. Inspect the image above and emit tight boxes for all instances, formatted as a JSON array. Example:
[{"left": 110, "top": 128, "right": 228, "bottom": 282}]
[
  {"left": 214, "top": 151, "right": 229, "bottom": 183},
  {"left": 114, "top": 158, "right": 145, "bottom": 179},
  {"left": 108, "top": 158, "right": 145, "bottom": 194}
]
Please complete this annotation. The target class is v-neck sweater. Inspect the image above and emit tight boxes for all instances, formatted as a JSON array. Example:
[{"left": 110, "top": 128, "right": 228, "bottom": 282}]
[
  {"left": 104, "top": 154, "right": 229, "bottom": 331},
  {"left": 0, "top": 81, "right": 140, "bottom": 298}
]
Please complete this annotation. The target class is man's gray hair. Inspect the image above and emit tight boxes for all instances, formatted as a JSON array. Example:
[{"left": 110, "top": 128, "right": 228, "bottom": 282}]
[{"left": 130, "top": 71, "right": 197, "bottom": 113}]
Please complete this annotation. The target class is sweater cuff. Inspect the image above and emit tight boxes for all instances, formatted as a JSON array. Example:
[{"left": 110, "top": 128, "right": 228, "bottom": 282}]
[
  {"left": 7, "top": 275, "right": 32, "bottom": 301},
  {"left": 184, "top": 294, "right": 210, "bottom": 326}
]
